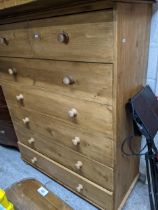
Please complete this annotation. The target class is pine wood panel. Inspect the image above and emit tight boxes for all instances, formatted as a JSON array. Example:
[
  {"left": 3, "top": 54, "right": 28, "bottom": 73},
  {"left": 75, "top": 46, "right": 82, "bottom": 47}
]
[
  {"left": 18, "top": 142, "right": 113, "bottom": 210},
  {"left": 0, "top": 10, "right": 114, "bottom": 63},
  {"left": 6, "top": 179, "right": 73, "bottom": 210},
  {"left": 113, "top": 3, "right": 152, "bottom": 209},
  {"left": 17, "top": 128, "right": 114, "bottom": 190},
  {"left": 28, "top": 10, "right": 113, "bottom": 63},
  {"left": 0, "top": 57, "right": 113, "bottom": 105},
  {"left": 0, "top": 1, "right": 153, "bottom": 209},
  {"left": 0, "top": 21, "right": 33, "bottom": 57},
  {"left": 9, "top": 105, "right": 114, "bottom": 167},
  {"left": 0, "top": 0, "right": 153, "bottom": 12},
  {"left": 2, "top": 83, "right": 113, "bottom": 137},
  {"left": 0, "top": 1, "right": 114, "bottom": 25},
  {"left": 0, "top": 0, "right": 35, "bottom": 10}
]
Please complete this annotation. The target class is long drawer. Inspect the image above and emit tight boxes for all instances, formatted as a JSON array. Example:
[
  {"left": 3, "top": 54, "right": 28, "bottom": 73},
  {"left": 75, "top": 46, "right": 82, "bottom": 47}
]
[
  {"left": 18, "top": 142, "right": 113, "bottom": 210},
  {"left": 0, "top": 57, "right": 113, "bottom": 105},
  {"left": 10, "top": 105, "right": 113, "bottom": 167},
  {"left": 17, "top": 127, "right": 113, "bottom": 190},
  {"left": 3, "top": 84, "right": 113, "bottom": 137},
  {"left": 0, "top": 10, "right": 113, "bottom": 62}
]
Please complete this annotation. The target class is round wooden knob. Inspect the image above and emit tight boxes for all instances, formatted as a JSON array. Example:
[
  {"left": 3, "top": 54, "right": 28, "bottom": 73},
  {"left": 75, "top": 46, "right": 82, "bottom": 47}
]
[
  {"left": 28, "top": 137, "right": 35, "bottom": 145},
  {"left": 31, "top": 157, "right": 37, "bottom": 164},
  {"left": 76, "top": 184, "right": 83, "bottom": 193},
  {"left": 63, "top": 76, "right": 74, "bottom": 85},
  {"left": 8, "top": 68, "right": 16, "bottom": 75},
  {"left": 33, "top": 32, "right": 41, "bottom": 40},
  {"left": 75, "top": 161, "right": 83, "bottom": 170},
  {"left": 57, "top": 32, "right": 69, "bottom": 44},
  {"left": 68, "top": 108, "right": 77, "bottom": 118},
  {"left": 22, "top": 117, "right": 30, "bottom": 124},
  {"left": 72, "top": 137, "right": 80, "bottom": 146},
  {"left": 16, "top": 94, "right": 24, "bottom": 101},
  {"left": 0, "top": 37, "right": 7, "bottom": 45}
]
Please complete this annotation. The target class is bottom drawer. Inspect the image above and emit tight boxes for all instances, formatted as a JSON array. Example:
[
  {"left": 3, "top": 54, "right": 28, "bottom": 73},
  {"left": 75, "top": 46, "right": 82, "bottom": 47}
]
[{"left": 18, "top": 142, "right": 113, "bottom": 210}]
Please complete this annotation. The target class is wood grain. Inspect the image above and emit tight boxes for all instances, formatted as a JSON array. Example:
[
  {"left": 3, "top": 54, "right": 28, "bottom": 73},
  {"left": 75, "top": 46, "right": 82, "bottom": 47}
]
[
  {"left": 0, "top": 21, "right": 33, "bottom": 57},
  {"left": 2, "top": 83, "right": 113, "bottom": 137},
  {"left": 0, "top": 57, "right": 113, "bottom": 105},
  {"left": 18, "top": 142, "right": 113, "bottom": 210},
  {"left": 9, "top": 105, "right": 114, "bottom": 167},
  {"left": 113, "top": 3, "right": 152, "bottom": 209},
  {"left": 28, "top": 10, "right": 113, "bottom": 63},
  {"left": 17, "top": 126, "right": 114, "bottom": 191},
  {"left": 0, "top": 1, "right": 153, "bottom": 209},
  {"left": 6, "top": 179, "right": 73, "bottom": 210},
  {"left": 0, "top": 1, "right": 114, "bottom": 25},
  {"left": 0, "top": 0, "right": 35, "bottom": 10},
  {"left": 0, "top": 10, "right": 114, "bottom": 63}
]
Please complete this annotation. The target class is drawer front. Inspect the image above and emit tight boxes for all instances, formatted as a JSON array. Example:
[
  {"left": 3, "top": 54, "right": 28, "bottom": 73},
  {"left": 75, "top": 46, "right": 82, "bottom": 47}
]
[
  {"left": 3, "top": 84, "right": 113, "bottom": 137},
  {"left": 10, "top": 106, "right": 113, "bottom": 167},
  {"left": 0, "top": 22, "right": 33, "bottom": 58},
  {"left": 18, "top": 143, "right": 113, "bottom": 210},
  {"left": 17, "top": 127, "right": 113, "bottom": 190},
  {"left": 0, "top": 57, "right": 113, "bottom": 105},
  {"left": 0, "top": 10, "right": 113, "bottom": 62},
  {"left": 28, "top": 10, "right": 113, "bottom": 62}
]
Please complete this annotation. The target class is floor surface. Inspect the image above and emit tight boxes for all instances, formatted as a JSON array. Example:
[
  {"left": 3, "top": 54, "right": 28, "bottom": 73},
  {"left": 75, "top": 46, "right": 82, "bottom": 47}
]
[{"left": 0, "top": 145, "right": 150, "bottom": 210}]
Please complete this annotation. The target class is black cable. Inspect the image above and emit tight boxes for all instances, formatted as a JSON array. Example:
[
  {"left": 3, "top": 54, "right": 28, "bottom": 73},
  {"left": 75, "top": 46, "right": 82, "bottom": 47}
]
[{"left": 121, "top": 135, "right": 154, "bottom": 157}]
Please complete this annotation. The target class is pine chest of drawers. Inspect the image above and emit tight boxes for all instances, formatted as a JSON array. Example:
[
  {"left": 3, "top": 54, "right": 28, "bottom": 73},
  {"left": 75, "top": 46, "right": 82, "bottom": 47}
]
[{"left": 0, "top": 0, "right": 154, "bottom": 209}]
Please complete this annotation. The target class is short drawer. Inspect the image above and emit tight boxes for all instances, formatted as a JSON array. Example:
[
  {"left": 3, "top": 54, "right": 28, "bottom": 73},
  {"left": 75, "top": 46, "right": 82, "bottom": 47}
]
[
  {"left": 11, "top": 106, "right": 113, "bottom": 167},
  {"left": 28, "top": 10, "right": 114, "bottom": 62},
  {"left": 3, "top": 84, "right": 113, "bottom": 138},
  {"left": 0, "top": 10, "right": 113, "bottom": 62},
  {"left": 0, "top": 21, "right": 33, "bottom": 58},
  {"left": 18, "top": 142, "right": 113, "bottom": 210},
  {"left": 0, "top": 57, "right": 113, "bottom": 105}
]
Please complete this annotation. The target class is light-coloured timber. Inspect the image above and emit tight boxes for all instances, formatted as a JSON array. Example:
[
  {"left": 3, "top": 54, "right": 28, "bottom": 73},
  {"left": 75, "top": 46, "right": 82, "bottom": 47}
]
[
  {"left": 9, "top": 105, "right": 114, "bottom": 167},
  {"left": 18, "top": 142, "right": 113, "bottom": 210},
  {"left": 0, "top": 57, "right": 113, "bottom": 105},
  {"left": 0, "top": 1, "right": 153, "bottom": 209}
]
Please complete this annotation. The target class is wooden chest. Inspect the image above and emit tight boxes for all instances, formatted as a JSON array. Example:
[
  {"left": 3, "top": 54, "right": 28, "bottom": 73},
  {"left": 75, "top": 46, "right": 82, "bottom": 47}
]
[
  {"left": 0, "top": 0, "right": 154, "bottom": 209},
  {"left": 0, "top": 86, "right": 18, "bottom": 147}
]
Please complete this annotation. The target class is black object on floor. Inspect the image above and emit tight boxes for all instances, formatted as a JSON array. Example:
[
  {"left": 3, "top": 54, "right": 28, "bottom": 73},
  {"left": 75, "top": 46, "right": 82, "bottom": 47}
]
[{"left": 122, "top": 85, "right": 158, "bottom": 210}]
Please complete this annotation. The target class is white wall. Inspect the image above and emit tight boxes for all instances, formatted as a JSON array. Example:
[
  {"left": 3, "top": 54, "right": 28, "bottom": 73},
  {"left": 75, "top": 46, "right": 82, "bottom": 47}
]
[
  {"left": 140, "top": 2, "right": 158, "bottom": 176},
  {"left": 147, "top": 3, "right": 158, "bottom": 92}
]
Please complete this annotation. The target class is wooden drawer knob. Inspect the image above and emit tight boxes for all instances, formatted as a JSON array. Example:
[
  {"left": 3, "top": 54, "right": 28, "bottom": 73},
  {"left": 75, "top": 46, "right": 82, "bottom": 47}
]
[
  {"left": 28, "top": 137, "right": 35, "bottom": 144},
  {"left": 72, "top": 137, "right": 80, "bottom": 146},
  {"left": 57, "top": 32, "right": 69, "bottom": 44},
  {"left": 75, "top": 161, "right": 83, "bottom": 170},
  {"left": 63, "top": 76, "right": 75, "bottom": 85},
  {"left": 68, "top": 108, "right": 77, "bottom": 118},
  {"left": 33, "top": 32, "right": 41, "bottom": 40},
  {"left": 22, "top": 117, "right": 30, "bottom": 124},
  {"left": 8, "top": 68, "right": 16, "bottom": 75},
  {"left": 31, "top": 157, "right": 37, "bottom": 164},
  {"left": 0, "top": 37, "right": 7, "bottom": 45},
  {"left": 16, "top": 94, "right": 24, "bottom": 101},
  {"left": 76, "top": 184, "right": 83, "bottom": 193}
]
